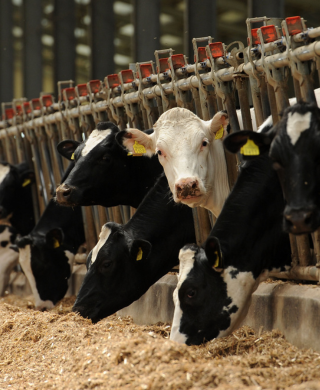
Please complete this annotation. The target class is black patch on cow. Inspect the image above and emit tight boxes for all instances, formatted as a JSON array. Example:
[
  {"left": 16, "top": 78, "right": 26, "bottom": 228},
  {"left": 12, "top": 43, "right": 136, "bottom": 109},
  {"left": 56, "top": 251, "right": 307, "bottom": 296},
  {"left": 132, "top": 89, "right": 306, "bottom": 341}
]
[
  {"left": 230, "top": 269, "right": 239, "bottom": 279},
  {"left": 0, "top": 225, "right": 6, "bottom": 234},
  {"left": 1, "top": 241, "right": 9, "bottom": 248},
  {"left": 73, "top": 173, "right": 196, "bottom": 323}
]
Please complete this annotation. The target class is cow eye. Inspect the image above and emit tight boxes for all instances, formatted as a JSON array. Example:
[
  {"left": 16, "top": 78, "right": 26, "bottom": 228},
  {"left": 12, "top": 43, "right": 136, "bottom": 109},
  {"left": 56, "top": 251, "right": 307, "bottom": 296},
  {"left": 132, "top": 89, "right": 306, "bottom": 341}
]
[
  {"left": 202, "top": 141, "right": 208, "bottom": 147},
  {"left": 157, "top": 150, "right": 162, "bottom": 156},
  {"left": 101, "top": 155, "right": 111, "bottom": 163},
  {"left": 187, "top": 288, "right": 196, "bottom": 299},
  {"left": 101, "top": 261, "right": 112, "bottom": 271}
]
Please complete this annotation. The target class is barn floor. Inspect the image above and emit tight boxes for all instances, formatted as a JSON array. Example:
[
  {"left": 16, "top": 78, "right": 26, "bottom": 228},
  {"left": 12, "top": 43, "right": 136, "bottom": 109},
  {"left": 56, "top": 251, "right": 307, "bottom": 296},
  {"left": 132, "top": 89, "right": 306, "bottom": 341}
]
[{"left": 0, "top": 296, "right": 320, "bottom": 389}]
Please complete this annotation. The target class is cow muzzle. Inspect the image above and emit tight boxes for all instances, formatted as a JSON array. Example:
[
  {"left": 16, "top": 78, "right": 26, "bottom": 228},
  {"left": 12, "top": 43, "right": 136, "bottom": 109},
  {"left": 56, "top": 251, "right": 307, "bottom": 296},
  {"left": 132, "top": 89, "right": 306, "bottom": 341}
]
[
  {"left": 56, "top": 184, "right": 74, "bottom": 205},
  {"left": 175, "top": 178, "right": 201, "bottom": 200},
  {"left": 283, "top": 206, "right": 319, "bottom": 234}
]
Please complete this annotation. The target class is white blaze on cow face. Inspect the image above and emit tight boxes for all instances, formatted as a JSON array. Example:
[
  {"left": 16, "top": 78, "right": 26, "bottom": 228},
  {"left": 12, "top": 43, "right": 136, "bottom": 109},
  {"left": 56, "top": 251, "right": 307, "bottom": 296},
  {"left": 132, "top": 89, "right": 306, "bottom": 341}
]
[
  {"left": 19, "top": 245, "right": 54, "bottom": 310},
  {"left": 81, "top": 129, "right": 112, "bottom": 157},
  {"left": 170, "top": 247, "right": 196, "bottom": 343},
  {"left": 122, "top": 108, "right": 230, "bottom": 217},
  {"left": 0, "top": 164, "right": 10, "bottom": 185},
  {"left": 0, "top": 227, "right": 18, "bottom": 295},
  {"left": 90, "top": 225, "right": 112, "bottom": 265},
  {"left": 286, "top": 111, "right": 312, "bottom": 145}
]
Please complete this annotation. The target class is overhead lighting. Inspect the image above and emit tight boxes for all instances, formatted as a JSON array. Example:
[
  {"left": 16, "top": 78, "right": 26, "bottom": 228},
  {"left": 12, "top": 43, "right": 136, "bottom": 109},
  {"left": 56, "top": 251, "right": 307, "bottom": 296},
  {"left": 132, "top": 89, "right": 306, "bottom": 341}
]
[
  {"left": 44, "top": 4, "right": 54, "bottom": 14},
  {"left": 76, "top": 44, "right": 91, "bottom": 56},
  {"left": 160, "top": 14, "right": 174, "bottom": 24},
  {"left": 220, "top": 11, "right": 245, "bottom": 23},
  {"left": 75, "top": 28, "right": 86, "bottom": 38},
  {"left": 114, "top": 53, "right": 132, "bottom": 66},
  {"left": 160, "top": 34, "right": 183, "bottom": 46},
  {"left": 120, "top": 24, "right": 134, "bottom": 36},
  {"left": 42, "top": 35, "right": 54, "bottom": 46},
  {"left": 114, "top": 1, "right": 133, "bottom": 16},
  {"left": 12, "top": 26, "right": 23, "bottom": 38}
]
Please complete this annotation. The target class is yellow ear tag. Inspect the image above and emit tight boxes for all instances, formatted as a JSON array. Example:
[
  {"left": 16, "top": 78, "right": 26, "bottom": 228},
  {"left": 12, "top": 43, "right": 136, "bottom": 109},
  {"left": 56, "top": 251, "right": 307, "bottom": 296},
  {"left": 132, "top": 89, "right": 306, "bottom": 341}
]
[
  {"left": 213, "top": 251, "right": 220, "bottom": 268},
  {"left": 22, "top": 178, "right": 31, "bottom": 187},
  {"left": 214, "top": 125, "right": 224, "bottom": 140},
  {"left": 71, "top": 153, "right": 75, "bottom": 160},
  {"left": 132, "top": 141, "right": 146, "bottom": 156},
  {"left": 136, "top": 247, "right": 143, "bottom": 261},
  {"left": 53, "top": 238, "right": 60, "bottom": 249},
  {"left": 240, "top": 139, "right": 260, "bottom": 156}
]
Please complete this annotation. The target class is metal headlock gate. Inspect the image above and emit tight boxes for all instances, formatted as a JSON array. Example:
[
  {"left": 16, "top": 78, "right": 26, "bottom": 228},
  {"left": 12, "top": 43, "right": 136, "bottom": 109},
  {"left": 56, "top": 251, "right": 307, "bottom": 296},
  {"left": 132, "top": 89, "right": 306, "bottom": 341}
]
[{"left": 1, "top": 15, "right": 320, "bottom": 281}]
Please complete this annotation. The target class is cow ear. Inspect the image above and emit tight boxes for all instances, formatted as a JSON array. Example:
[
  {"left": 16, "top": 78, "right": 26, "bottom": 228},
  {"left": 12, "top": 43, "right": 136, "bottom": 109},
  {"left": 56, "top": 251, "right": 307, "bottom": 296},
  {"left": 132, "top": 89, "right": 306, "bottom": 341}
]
[
  {"left": 224, "top": 130, "right": 274, "bottom": 157},
  {"left": 205, "top": 236, "right": 224, "bottom": 272},
  {"left": 20, "top": 170, "right": 35, "bottom": 188},
  {"left": 115, "top": 129, "right": 155, "bottom": 157},
  {"left": 209, "top": 110, "right": 229, "bottom": 140},
  {"left": 130, "top": 239, "right": 152, "bottom": 262},
  {"left": 57, "top": 140, "right": 81, "bottom": 161},
  {"left": 46, "top": 228, "right": 64, "bottom": 249}
]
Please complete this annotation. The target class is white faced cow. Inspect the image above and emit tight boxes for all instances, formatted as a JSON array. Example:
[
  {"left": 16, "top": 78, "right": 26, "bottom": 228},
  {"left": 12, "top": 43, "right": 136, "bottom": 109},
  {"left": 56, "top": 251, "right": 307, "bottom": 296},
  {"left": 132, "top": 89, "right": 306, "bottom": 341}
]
[
  {"left": 117, "top": 108, "right": 230, "bottom": 217},
  {"left": 0, "top": 224, "right": 18, "bottom": 296}
]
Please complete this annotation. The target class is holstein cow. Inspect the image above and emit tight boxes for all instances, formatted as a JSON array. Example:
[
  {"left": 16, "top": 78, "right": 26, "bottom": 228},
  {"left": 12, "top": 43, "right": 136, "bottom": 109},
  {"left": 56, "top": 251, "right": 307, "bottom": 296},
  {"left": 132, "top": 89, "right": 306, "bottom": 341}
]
[
  {"left": 15, "top": 163, "right": 85, "bottom": 310},
  {"left": 73, "top": 173, "right": 196, "bottom": 322},
  {"left": 116, "top": 109, "right": 230, "bottom": 217},
  {"left": 55, "top": 122, "right": 162, "bottom": 208},
  {"left": 225, "top": 102, "right": 320, "bottom": 235},
  {"left": 0, "top": 162, "right": 35, "bottom": 235},
  {"left": 0, "top": 224, "right": 18, "bottom": 296},
  {"left": 170, "top": 121, "right": 291, "bottom": 345}
]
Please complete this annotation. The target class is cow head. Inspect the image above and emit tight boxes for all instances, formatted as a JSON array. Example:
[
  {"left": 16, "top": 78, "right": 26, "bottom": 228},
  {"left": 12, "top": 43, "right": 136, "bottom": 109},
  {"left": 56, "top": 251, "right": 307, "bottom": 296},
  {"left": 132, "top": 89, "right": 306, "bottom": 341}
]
[
  {"left": 56, "top": 122, "right": 162, "bottom": 208},
  {"left": 170, "top": 239, "right": 258, "bottom": 345},
  {"left": 0, "top": 225, "right": 18, "bottom": 296},
  {"left": 116, "top": 108, "right": 229, "bottom": 215},
  {"left": 224, "top": 103, "right": 320, "bottom": 234},
  {"left": 73, "top": 222, "right": 152, "bottom": 322},
  {"left": 0, "top": 162, "right": 34, "bottom": 221},
  {"left": 16, "top": 228, "right": 73, "bottom": 310}
]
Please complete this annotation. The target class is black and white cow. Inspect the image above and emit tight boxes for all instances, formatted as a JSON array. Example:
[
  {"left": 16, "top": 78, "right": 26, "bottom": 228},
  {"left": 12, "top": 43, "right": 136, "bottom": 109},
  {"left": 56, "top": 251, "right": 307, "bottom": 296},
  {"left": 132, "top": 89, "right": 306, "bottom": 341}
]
[
  {"left": 0, "top": 224, "right": 18, "bottom": 295},
  {"left": 170, "top": 121, "right": 291, "bottom": 345},
  {"left": 0, "top": 162, "right": 35, "bottom": 235},
  {"left": 72, "top": 173, "right": 196, "bottom": 322},
  {"left": 15, "top": 163, "right": 85, "bottom": 310},
  {"left": 225, "top": 102, "right": 320, "bottom": 234},
  {"left": 56, "top": 122, "right": 162, "bottom": 208}
]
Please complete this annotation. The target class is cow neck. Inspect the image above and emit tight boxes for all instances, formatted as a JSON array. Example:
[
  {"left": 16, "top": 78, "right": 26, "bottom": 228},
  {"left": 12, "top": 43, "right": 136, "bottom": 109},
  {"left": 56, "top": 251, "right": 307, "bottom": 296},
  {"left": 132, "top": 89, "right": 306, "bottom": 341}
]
[
  {"left": 123, "top": 154, "right": 163, "bottom": 208},
  {"left": 204, "top": 139, "right": 230, "bottom": 218},
  {"left": 211, "top": 154, "right": 291, "bottom": 278},
  {"left": 127, "top": 173, "right": 195, "bottom": 282}
]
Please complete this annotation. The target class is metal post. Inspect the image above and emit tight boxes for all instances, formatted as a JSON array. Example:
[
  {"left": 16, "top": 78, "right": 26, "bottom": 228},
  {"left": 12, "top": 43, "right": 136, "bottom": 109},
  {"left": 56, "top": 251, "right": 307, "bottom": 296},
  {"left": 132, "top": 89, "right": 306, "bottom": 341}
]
[
  {"left": 54, "top": 0, "right": 76, "bottom": 96},
  {"left": 248, "top": 0, "right": 284, "bottom": 19},
  {"left": 184, "top": 0, "right": 217, "bottom": 61},
  {"left": 133, "top": 0, "right": 160, "bottom": 62},
  {"left": 0, "top": 0, "right": 14, "bottom": 103},
  {"left": 23, "top": 0, "right": 42, "bottom": 99},
  {"left": 91, "top": 0, "right": 115, "bottom": 79}
]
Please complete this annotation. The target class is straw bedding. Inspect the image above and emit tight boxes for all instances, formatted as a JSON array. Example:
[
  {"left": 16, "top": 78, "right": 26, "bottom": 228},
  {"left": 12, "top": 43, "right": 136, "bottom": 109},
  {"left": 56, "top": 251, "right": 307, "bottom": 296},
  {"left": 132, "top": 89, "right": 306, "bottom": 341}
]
[{"left": 0, "top": 294, "right": 320, "bottom": 390}]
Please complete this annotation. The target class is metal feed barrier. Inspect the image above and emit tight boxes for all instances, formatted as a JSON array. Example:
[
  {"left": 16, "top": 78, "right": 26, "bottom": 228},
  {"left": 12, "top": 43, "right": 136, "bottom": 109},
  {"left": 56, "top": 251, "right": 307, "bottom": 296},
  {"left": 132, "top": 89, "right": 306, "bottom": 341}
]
[{"left": 1, "top": 15, "right": 320, "bottom": 282}]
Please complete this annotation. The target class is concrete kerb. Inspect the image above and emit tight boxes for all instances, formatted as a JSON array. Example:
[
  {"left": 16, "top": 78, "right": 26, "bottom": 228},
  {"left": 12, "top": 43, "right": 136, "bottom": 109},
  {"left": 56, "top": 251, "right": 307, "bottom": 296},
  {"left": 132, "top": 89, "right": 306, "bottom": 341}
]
[{"left": 6, "top": 266, "right": 320, "bottom": 352}]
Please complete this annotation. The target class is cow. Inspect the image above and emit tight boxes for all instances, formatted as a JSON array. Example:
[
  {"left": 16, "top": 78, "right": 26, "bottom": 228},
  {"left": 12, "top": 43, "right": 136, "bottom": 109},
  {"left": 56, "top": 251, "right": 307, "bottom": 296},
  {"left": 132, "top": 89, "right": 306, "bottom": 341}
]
[
  {"left": 72, "top": 173, "right": 196, "bottom": 323},
  {"left": 55, "top": 122, "right": 163, "bottom": 208},
  {"left": 169, "top": 120, "right": 291, "bottom": 345},
  {"left": 15, "top": 163, "right": 85, "bottom": 310},
  {"left": 224, "top": 102, "right": 320, "bottom": 235},
  {"left": 116, "top": 109, "right": 230, "bottom": 217},
  {"left": 0, "top": 224, "right": 18, "bottom": 296},
  {"left": 0, "top": 162, "right": 35, "bottom": 236}
]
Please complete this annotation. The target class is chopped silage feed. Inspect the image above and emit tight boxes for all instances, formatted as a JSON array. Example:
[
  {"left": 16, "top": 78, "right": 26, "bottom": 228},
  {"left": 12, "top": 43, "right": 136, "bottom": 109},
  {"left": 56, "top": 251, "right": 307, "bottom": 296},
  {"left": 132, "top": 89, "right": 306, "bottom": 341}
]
[{"left": 0, "top": 294, "right": 320, "bottom": 390}]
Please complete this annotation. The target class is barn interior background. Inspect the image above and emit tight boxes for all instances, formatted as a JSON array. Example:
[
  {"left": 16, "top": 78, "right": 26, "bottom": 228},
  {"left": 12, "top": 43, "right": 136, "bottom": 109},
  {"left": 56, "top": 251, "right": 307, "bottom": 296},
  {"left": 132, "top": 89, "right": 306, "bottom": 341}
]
[{"left": 0, "top": 0, "right": 319, "bottom": 102}]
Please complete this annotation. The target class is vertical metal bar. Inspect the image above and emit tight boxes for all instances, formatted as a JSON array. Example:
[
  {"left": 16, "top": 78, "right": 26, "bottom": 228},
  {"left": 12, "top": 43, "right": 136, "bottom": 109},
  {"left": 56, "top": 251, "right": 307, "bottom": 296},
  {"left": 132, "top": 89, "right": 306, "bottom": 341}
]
[
  {"left": 259, "top": 77, "right": 271, "bottom": 120},
  {"left": 235, "top": 78, "right": 252, "bottom": 130},
  {"left": 23, "top": 0, "right": 42, "bottom": 99},
  {"left": 184, "top": 0, "right": 217, "bottom": 60},
  {"left": 133, "top": 0, "right": 160, "bottom": 62},
  {"left": 249, "top": 0, "right": 284, "bottom": 19},
  {"left": 91, "top": 0, "right": 115, "bottom": 78},
  {"left": 267, "top": 83, "right": 278, "bottom": 124},
  {"left": 53, "top": 0, "right": 76, "bottom": 95},
  {"left": 0, "top": 0, "right": 14, "bottom": 102}
]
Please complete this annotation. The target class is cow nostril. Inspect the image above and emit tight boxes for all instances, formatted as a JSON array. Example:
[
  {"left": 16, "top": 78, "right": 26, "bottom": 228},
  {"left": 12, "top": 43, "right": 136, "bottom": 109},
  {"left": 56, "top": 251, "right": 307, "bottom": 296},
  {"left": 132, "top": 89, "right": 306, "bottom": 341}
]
[
  {"left": 63, "top": 188, "right": 71, "bottom": 198},
  {"left": 177, "top": 186, "right": 182, "bottom": 192},
  {"left": 191, "top": 183, "right": 197, "bottom": 189}
]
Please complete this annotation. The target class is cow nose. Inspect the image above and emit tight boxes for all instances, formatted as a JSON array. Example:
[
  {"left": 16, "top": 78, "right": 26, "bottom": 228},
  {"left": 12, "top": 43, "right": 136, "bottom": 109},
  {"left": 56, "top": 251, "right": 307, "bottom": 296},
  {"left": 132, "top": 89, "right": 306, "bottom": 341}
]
[
  {"left": 284, "top": 207, "right": 315, "bottom": 234},
  {"left": 175, "top": 178, "right": 200, "bottom": 199},
  {"left": 56, "top": 184, "right": 73, "bottom": 203}
]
